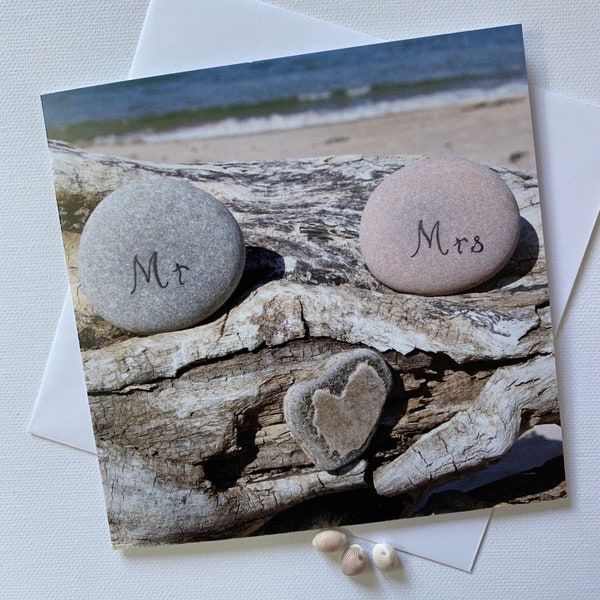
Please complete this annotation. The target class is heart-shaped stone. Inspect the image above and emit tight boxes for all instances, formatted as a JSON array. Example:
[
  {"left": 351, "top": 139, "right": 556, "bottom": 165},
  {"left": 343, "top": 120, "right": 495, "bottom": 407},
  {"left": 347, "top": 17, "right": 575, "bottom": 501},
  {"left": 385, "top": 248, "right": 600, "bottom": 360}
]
[{"left": 283, "top": 349, "right": 392, "bottom": 471}]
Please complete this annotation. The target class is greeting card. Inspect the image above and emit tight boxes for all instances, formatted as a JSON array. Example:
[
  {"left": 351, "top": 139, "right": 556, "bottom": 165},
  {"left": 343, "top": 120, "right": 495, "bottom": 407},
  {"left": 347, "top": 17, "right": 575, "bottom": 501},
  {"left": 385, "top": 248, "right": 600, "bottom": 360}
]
[{"left": 41, "top": 25, "right": 565, "bottom": 547}]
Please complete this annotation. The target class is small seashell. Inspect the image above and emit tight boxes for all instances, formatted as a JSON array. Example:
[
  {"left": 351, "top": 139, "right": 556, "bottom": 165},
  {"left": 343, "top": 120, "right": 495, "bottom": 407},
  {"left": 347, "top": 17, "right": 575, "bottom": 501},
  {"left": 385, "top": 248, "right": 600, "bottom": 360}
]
[
  {"left": 312, "top": 529, "right": 347, "bottom": 553},
  {"left": 341, "top": 544, "right": 368, "bottom": 576},
  {"left": 372, "top": 543, "right": 398, "bottom": 571}
]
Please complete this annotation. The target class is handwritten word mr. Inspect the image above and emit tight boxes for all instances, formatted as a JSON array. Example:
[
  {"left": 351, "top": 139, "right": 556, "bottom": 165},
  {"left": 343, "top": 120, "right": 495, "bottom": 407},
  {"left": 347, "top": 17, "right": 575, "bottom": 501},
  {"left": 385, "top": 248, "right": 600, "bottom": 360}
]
[{"left": 130, "top": 251, "right": 189, "bottom": 294}]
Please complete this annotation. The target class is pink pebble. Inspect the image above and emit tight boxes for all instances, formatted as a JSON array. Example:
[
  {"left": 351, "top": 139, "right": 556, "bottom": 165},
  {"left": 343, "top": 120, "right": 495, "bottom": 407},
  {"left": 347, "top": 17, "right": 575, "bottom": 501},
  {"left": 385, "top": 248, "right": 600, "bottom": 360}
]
[{"left": 359, "top": 157, "right": 520, "bottom": 295}]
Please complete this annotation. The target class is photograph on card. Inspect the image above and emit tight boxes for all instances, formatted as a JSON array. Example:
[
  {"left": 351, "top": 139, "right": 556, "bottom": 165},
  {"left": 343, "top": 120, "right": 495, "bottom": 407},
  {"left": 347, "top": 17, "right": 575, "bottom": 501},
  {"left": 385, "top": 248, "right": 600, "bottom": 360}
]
[{"left": 41, "top": 24, "right": 565, "bottom": 548}]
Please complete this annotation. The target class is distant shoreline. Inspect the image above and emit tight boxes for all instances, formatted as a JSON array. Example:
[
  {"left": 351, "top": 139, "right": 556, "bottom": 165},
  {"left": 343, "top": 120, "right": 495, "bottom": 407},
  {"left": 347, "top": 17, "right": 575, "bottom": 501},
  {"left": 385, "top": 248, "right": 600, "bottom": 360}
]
[
  {"left": 85, "top": 82, "right": 528, "bottom": 146},
  {"left": 79, "top": 93, "right": 536, "bottom": 172}
]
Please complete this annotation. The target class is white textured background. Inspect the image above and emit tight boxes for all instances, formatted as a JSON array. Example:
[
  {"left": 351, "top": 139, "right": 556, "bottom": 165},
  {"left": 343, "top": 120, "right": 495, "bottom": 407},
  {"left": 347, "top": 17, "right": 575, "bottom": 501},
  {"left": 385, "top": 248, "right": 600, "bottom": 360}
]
[{"left": 1, "top": 1, "right": 598, "bottom": 598}]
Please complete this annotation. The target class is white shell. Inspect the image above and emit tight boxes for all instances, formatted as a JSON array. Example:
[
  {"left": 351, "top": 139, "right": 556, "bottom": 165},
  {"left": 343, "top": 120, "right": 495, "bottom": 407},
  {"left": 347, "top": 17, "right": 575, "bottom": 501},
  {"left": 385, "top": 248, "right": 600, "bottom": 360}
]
[
  {"left": 341, "top": 544, "right": 368, "bottom": 576},
  {"left": 372, "top": 543, "right": 398, "bottom": 571},
  {"left": 312, "top": 529, "right": 347, "bottom": 553}
]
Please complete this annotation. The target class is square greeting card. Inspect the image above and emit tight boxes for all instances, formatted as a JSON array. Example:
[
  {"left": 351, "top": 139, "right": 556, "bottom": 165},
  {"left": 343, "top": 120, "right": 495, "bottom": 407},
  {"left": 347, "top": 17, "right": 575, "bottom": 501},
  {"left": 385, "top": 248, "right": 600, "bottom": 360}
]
[{"left": 41, "top": 24, "right": 565, "bottom": 548}]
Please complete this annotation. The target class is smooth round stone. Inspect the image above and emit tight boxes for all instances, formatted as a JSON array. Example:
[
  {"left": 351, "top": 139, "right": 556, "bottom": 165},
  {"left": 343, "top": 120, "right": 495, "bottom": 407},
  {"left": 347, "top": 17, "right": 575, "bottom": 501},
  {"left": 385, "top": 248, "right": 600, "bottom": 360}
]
[
  {"left": 78, "top": 179, "right": 245, "bottom": 334},
  {"left": 359, "top": 158, "right": 520, "bottom": 295}
]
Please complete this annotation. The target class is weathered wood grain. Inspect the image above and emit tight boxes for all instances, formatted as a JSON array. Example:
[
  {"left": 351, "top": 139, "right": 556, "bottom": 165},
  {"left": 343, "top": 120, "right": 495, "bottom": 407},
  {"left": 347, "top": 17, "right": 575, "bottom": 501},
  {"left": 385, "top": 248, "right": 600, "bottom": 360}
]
[{"left": 50, "top": 140, "right": 560, "bottom": 546}]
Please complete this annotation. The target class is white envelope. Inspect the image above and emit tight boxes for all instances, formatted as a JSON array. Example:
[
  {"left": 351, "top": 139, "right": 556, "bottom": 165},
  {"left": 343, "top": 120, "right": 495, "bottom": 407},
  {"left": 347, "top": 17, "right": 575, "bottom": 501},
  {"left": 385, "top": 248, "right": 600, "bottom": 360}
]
[{"left": 29, "top": 0, "right": 597, "bottom": 572}]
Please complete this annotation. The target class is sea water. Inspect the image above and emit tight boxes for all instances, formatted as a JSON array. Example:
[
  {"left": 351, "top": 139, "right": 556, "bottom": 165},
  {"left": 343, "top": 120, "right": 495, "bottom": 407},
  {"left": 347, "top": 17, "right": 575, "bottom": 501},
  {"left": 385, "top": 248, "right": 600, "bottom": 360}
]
[{"left": 42, "top": 25, "right": 527, "bottom": 144}]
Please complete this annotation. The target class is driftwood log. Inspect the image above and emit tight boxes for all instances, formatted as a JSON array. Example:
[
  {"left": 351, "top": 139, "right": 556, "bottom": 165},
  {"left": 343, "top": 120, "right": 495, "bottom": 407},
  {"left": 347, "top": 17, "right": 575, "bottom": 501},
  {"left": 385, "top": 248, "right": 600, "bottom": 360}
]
[{"left": 50, "top": 140, "right": 561, "bottom": 547}]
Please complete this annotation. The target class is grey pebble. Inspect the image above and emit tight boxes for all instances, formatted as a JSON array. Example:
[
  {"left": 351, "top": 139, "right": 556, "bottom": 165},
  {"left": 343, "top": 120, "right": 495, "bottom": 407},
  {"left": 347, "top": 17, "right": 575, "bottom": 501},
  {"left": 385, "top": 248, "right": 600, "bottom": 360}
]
[
  {"left": 77, "top": 179, "right": 245, "bottom": 334},
  {"left": 283, "top": 349, "right": 392, "bottom": 471},
  {"left": 359, "top": 157, "right": 521, "bottom": 295}
]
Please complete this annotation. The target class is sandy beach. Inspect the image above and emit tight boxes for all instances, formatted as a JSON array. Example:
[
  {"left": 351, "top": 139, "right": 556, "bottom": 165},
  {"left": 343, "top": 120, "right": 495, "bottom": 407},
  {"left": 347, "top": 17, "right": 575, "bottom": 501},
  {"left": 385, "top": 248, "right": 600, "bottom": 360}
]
[{"left": 82, "top": 95, "right": 536, "bottom": 172}]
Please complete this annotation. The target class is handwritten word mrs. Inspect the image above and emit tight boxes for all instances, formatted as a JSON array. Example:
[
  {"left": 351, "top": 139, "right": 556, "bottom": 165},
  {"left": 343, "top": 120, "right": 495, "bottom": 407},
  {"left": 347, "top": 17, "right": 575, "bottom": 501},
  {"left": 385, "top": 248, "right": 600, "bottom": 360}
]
[{"left": 410, "top": 220, "right": 484, "bottom": 258}]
